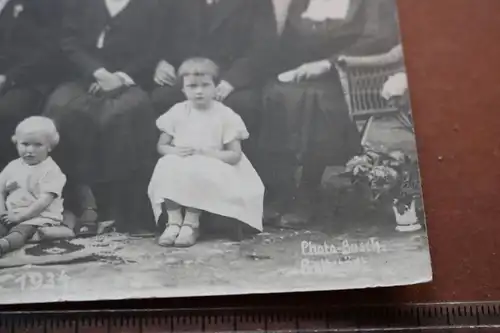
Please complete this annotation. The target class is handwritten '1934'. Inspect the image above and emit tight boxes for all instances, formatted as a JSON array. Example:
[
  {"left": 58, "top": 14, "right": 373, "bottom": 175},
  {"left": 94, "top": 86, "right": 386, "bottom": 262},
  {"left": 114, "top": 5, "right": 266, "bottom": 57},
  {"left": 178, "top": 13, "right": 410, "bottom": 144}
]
[{"left": 0, "top": 271, "right": 70, "bottom": 291}]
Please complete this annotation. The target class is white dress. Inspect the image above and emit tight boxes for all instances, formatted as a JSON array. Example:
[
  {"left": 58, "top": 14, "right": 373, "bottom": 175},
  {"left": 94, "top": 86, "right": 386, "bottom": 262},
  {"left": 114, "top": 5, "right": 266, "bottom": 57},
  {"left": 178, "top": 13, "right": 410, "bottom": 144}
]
[{"left": 147, "top": 101, "right": 264, "bottom": 232}]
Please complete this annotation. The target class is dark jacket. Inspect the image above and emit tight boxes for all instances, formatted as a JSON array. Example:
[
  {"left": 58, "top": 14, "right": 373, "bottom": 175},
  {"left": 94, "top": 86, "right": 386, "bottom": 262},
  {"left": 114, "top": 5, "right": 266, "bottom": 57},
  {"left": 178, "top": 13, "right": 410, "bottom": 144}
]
[
  {"left": 157, "top": 0, "right": 278, "bottom": 89},
  {"left": 343, "top": 0, "right": 401, "bottom": 56},
  {"left": 0, "top": 0, "right": 63, "bottom": 89},
  {"left": 60, "top": 0, "right": 161, "bottom": 87},
  {"left": 276, "top": 0, "right": 400, "bottom": 72}
]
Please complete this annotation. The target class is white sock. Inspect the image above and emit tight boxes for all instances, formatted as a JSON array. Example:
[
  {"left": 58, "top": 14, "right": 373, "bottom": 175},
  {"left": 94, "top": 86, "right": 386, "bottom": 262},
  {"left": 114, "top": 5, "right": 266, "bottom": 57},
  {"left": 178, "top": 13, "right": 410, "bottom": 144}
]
[
  {"left": 167, "top": 209, "right": 183, "bottom": 226},
  {"left": 183, "top": 210, "right": 200, "bottom": 229}
]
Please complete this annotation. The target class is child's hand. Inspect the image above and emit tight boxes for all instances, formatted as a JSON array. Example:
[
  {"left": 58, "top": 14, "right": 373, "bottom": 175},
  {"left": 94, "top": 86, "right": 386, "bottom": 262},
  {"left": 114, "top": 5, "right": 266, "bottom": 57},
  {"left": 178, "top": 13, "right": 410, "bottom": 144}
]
[
  {"left": 173, "top": 147, "right": 195, "bottom": 157},
  {"left": 195, "top": 148, "right": 214, "bottom": 157},
  {"left": 1, "top": 212, "right": 21, "bottom": 225}
]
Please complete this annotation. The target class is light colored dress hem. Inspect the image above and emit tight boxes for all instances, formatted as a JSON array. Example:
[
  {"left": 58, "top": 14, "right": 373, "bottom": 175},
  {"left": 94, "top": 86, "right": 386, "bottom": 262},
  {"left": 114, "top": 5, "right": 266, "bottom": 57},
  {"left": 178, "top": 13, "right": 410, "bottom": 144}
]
[{"left": 148, "top": 154, "right": 264, "bottom": 232}]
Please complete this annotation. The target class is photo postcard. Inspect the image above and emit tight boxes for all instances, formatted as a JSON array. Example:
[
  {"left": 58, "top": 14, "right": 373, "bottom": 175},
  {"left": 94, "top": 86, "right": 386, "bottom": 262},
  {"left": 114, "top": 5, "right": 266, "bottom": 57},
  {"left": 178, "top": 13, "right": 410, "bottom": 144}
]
[{"left": 0, "top": 0, "right": 432, "bottom": 304}]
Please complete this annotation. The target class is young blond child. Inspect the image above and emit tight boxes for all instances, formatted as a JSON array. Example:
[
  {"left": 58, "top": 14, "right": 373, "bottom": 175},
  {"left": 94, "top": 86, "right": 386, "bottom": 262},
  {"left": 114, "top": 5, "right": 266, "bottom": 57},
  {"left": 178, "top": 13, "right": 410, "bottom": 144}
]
[
  {"left": 148, "top": 57, "right": 264, "bottom": 247},
  {"left": 0, "top": 116, "right": 66, "bottom": 257}
]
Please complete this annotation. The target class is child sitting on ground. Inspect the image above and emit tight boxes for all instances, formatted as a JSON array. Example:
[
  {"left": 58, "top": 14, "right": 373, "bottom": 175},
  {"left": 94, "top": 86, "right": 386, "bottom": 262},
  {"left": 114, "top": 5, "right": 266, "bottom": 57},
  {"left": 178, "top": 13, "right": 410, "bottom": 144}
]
[
  {"left": 0, "top": 116, "right": 66, "bottom": 257},
  {"left": 148, "top": 57, "right": 264, "bottom": 247}
]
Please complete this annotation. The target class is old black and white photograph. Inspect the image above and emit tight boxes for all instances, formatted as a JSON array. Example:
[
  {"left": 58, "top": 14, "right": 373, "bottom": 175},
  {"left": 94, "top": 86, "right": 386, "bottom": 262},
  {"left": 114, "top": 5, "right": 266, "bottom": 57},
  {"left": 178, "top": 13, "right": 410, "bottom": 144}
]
[{"left": 0, "top": 0, "right": 432, "bottom": 304}]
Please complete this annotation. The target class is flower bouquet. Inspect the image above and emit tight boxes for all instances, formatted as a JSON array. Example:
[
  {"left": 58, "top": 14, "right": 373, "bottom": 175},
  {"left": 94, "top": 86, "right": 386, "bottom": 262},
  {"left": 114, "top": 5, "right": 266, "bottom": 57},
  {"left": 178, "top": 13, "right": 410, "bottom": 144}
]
[{"left": 344, "top": 145, "right": 422, "bottom": 231}]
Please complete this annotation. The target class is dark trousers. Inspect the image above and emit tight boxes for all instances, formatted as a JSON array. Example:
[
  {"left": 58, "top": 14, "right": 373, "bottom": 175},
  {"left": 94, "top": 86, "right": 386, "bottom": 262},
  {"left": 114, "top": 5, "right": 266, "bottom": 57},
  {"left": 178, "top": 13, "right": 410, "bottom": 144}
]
[
  {"left": 92, "top": 167, "right": 156, "bottom": 233},
  {"left": 44, "top": 82, "right": 158, "bottom": 231},
  {"left": 259, "top": 78, "right": 363, "bottom": 202}
]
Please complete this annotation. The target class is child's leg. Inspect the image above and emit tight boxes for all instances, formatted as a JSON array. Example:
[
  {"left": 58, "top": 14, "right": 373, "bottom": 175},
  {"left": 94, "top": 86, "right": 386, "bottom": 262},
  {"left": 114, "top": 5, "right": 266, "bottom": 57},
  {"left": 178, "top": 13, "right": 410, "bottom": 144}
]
[
  {"left": 183, "top": 208, "right": 201, "bottom": 229},
  {"left": 174, "top": 207, "right": 200, "bottom": 247},
  {"left": 0, "top": 225, "right": 37, "bottom": 257},
  {"left": 158, "top": 199, "right": 183, "bottom": 246},
  {"left": 0, "top": 223, "right": 8, "bottom": 238}
]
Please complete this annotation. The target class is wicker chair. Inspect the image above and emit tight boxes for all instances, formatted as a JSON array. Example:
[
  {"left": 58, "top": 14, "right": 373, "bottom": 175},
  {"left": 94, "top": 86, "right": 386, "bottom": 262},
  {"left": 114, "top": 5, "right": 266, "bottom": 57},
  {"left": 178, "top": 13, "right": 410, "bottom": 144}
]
[{"left": 336, "top": 46, "right": 413, "bottom": 145}]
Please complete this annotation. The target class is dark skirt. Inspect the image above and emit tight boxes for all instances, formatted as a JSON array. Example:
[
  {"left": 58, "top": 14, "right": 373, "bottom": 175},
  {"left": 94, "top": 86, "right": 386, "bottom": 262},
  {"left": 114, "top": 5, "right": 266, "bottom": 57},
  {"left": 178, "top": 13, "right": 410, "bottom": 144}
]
[
  {"left": 43, "top": 81, "right": 158, "bottom": 185},
  {"left": 0, "top": 87, "right": 48, "bottom": 168},
  {"left": 260, "top": 72, "right": 363, "bottom": 166}
]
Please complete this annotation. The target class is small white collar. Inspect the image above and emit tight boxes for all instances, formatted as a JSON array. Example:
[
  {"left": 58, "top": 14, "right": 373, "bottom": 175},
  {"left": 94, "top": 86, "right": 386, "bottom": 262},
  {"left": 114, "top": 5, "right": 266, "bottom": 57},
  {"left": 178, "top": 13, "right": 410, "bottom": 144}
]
[{"left": 301, "top": 0, "right": 351, "bottom": 22}]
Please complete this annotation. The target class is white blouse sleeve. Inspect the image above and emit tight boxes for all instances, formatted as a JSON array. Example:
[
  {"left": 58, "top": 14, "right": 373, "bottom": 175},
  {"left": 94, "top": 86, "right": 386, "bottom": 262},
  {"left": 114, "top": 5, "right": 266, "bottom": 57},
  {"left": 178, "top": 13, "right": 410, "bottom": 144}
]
[
  {"left": 39, "top": 167, "right": 67, "bottom": 199},
  {"left": 156, "top": 103, "right": 182, "bottom": 137},
  {"left": 222, "top": 108, "right": 250, "bottom": 145}
]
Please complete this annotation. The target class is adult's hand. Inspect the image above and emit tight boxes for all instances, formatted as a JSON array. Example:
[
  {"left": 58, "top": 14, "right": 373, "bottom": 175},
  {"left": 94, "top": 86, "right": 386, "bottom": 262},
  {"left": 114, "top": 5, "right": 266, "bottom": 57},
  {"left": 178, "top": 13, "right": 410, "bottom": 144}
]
[
  {"left": 336, "top": 55, "right": 347, "bottom": 67},
  {"left": 93, "top": 68, "right": 124, "bottom": 92},
  {"left": 293, "top": 60, "right": 332, "bottom": 82},
  {"left": 154, "top": 60, "right": 176, "bottom": 86},
  {"left": 0, "top": 212, "right": 21, "bottom": 225},
  {"left": 215, "top": 80, "right": 234, "bottom": 101}
]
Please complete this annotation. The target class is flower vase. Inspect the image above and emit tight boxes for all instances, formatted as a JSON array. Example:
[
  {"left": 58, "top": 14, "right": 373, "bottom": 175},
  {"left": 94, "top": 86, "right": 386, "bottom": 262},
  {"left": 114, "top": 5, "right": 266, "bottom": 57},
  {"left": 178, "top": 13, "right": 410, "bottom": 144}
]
[{"left": 393, "top": 199, "right": 421, "bottom": 232}]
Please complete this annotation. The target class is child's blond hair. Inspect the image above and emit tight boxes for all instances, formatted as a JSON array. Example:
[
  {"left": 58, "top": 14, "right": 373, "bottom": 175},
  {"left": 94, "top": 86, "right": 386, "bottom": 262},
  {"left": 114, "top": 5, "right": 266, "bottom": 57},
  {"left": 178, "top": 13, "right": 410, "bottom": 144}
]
[
  {"left": 12, "top": 116, "right": 60, "bottom": 148},
  {"left": 177, "top": 57, "right": 220, "bottom": 82}
]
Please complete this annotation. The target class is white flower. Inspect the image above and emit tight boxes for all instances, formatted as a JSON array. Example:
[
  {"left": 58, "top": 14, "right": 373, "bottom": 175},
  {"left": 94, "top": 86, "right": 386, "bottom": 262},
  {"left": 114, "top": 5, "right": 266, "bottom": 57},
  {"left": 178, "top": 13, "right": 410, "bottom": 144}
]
[
  {"left": 346, "top": 155, "right": 368, "bottom": 172},
  {"left": 353, "top": 164, "right": 369, "bottom": 176},
  {"left": 389, "top": 150, "right": 407, "bottom": 163},
  {"left": 381, "top": 72, "right": 408, "bottom": 100}
]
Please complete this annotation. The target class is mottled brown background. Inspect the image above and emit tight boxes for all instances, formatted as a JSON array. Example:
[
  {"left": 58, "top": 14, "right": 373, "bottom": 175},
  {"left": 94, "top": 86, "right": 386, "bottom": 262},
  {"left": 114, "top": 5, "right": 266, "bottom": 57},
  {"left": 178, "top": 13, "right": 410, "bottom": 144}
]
[{"left": 5, "top": 0, "right": 500, "bottom": 311}]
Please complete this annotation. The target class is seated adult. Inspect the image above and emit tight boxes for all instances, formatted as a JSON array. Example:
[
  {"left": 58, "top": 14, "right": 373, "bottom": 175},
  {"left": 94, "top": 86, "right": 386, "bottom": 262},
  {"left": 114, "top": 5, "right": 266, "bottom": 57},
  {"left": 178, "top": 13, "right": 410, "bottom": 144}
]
[
  {"left": 260, "top": 0, "right": 401, "bottom": 226},
  {"left": 43, "top": 0, "right": 160, "bottom": 234},
  {"left": 0, "top": 0, "right": 63, "bottom": 169},
  {"left": 150, "top": 0, "right": 277, "bottom": 164}
]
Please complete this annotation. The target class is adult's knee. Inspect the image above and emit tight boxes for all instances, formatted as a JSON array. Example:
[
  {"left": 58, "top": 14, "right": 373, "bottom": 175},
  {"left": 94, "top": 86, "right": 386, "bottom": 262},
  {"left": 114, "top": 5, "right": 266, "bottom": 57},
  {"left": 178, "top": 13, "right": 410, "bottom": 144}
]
[
  {"left": 224, "top": 89, "right": 262, "bottom": 131},
  {"left": 42, "top": 83, "right": 85, "bottom": 124},
  {"left": 150, "top": 85, "right": 184, "bottom": 115},
  {"left": 99, "top": 87, "right": 152, "bottom": 125},
  {"left": 0, "top": 88, "right": 42, "bottom": 120},
  {"left": 261, "top": 80, "right": 291, "bottom": 106}
]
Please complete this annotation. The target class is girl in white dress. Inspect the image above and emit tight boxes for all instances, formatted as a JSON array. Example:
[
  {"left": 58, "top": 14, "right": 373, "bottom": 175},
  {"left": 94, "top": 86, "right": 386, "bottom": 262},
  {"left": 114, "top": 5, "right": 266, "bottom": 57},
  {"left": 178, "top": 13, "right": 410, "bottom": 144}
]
[{"left": 148, "top": 58, "right": 264, "bottom": 247}]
